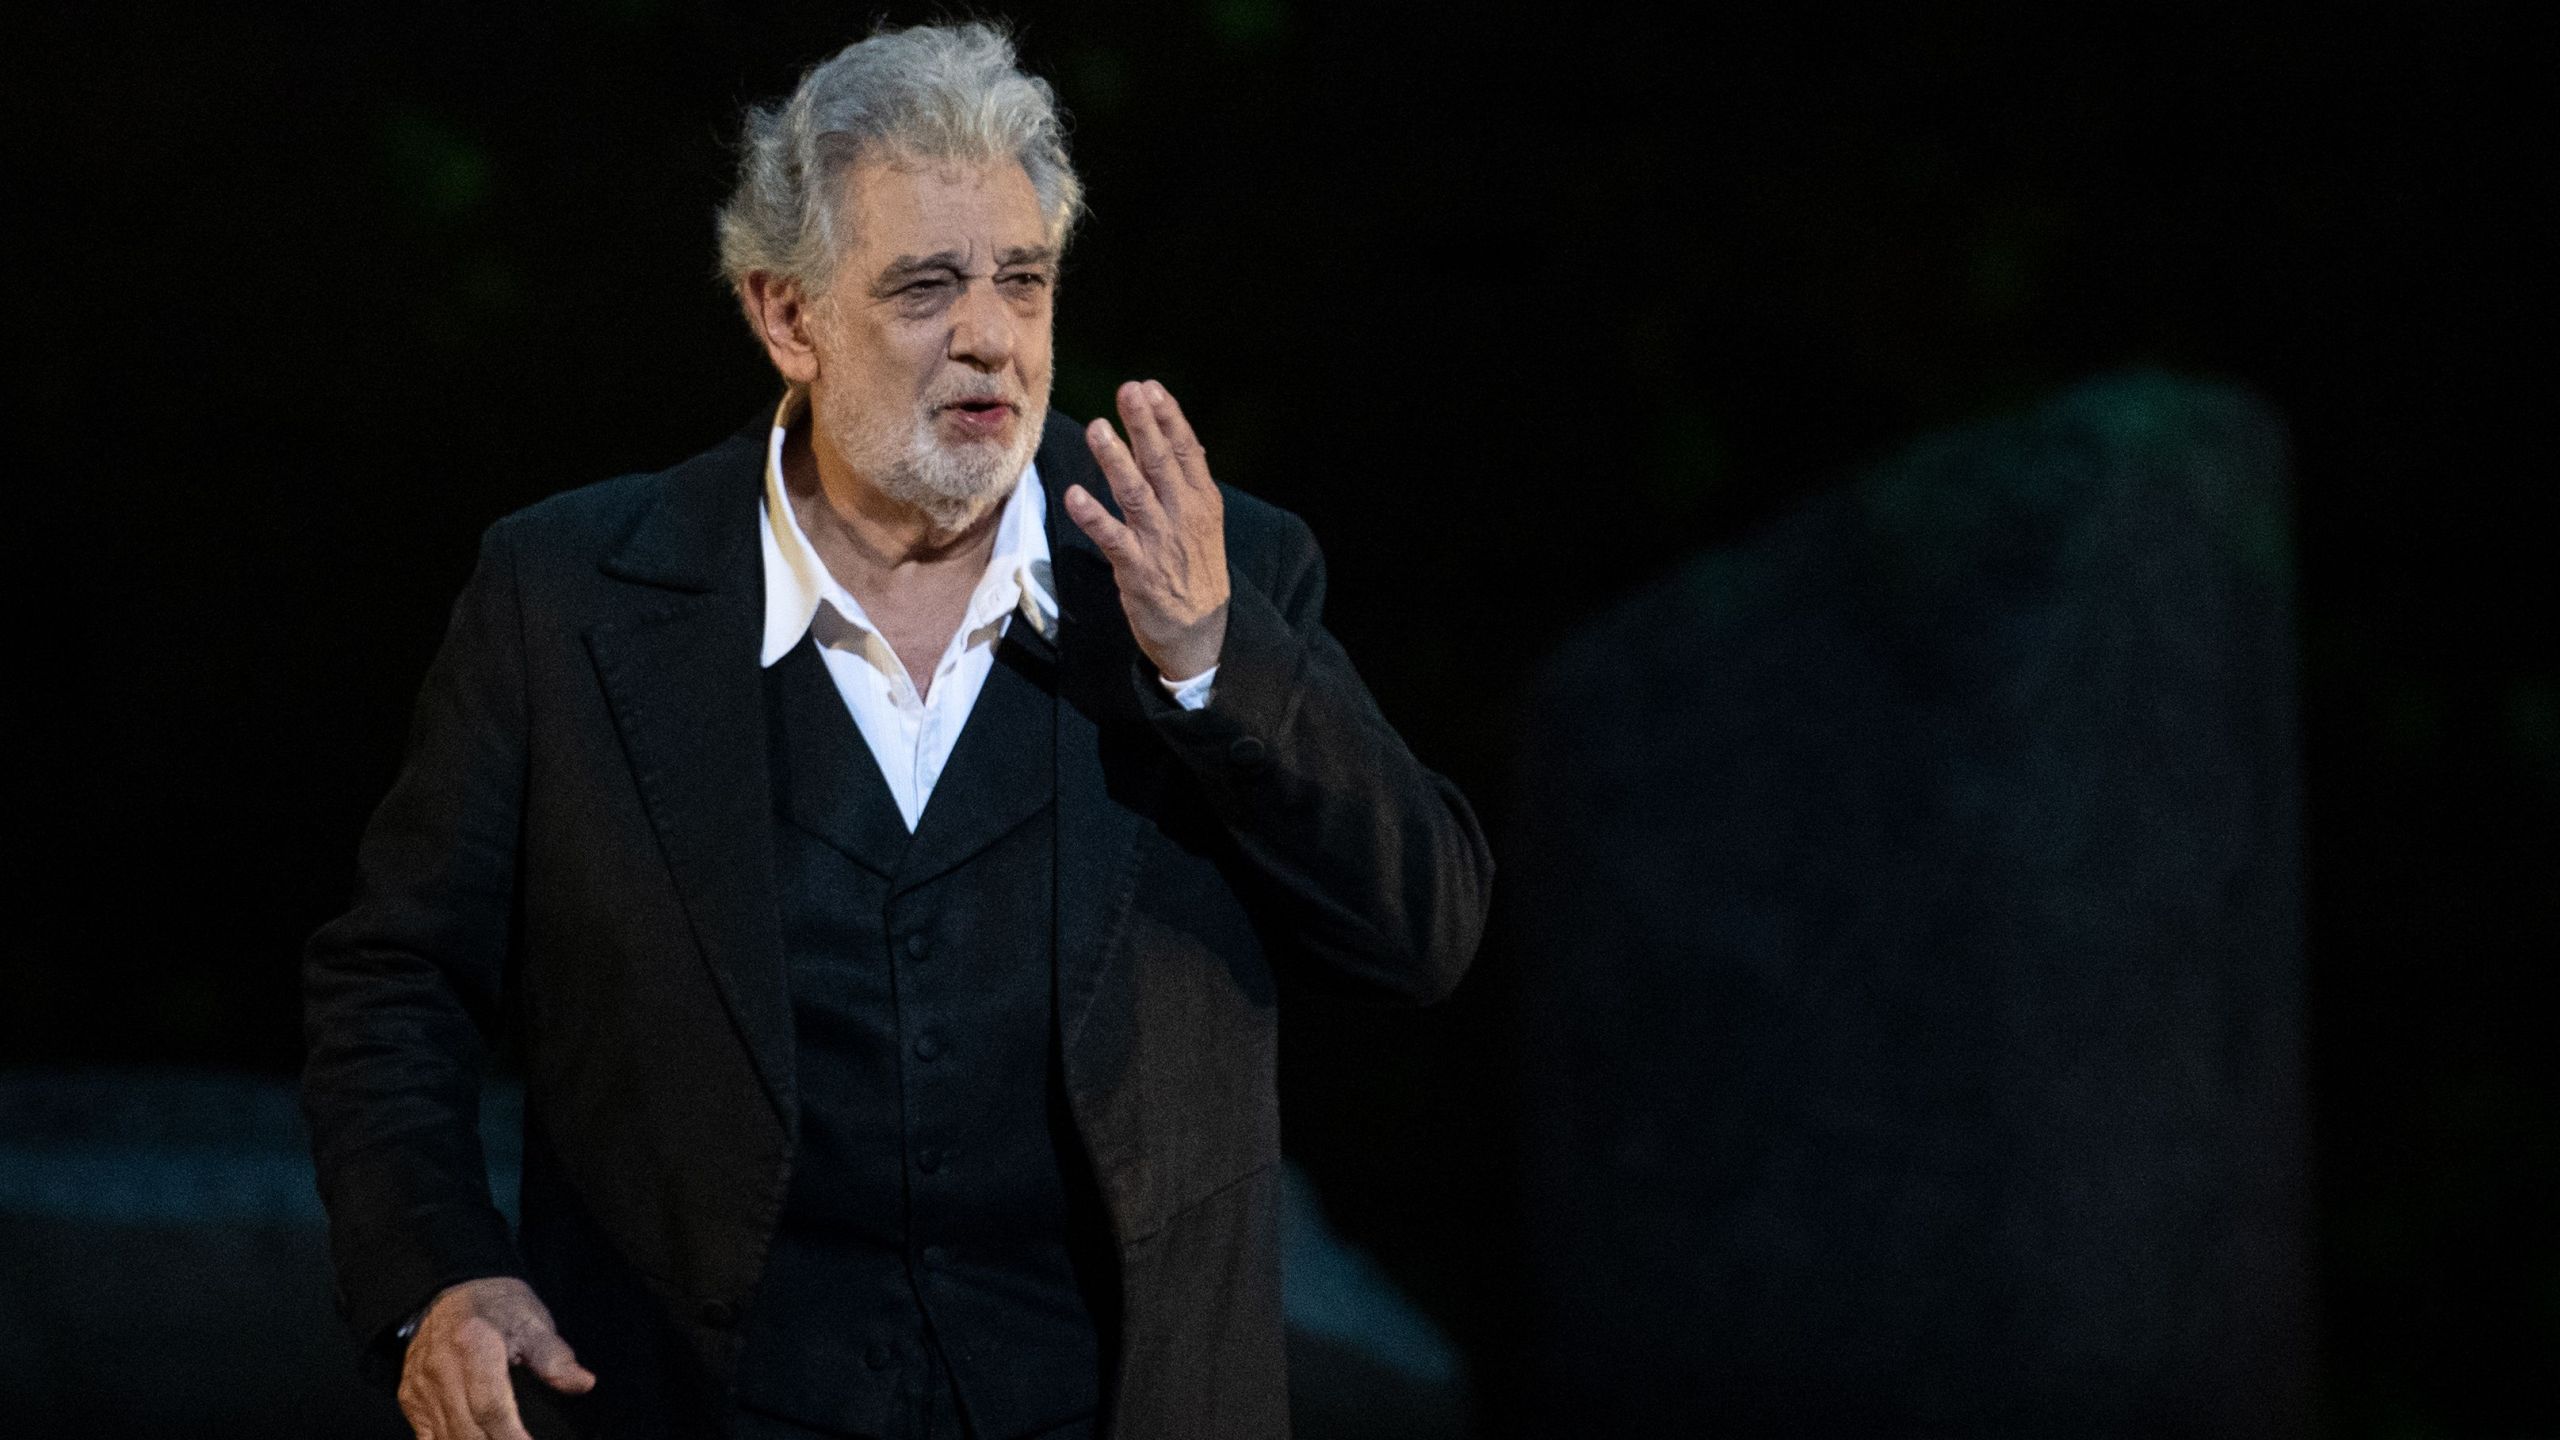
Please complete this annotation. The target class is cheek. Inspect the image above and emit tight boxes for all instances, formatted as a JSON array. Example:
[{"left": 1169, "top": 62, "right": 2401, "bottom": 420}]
[
  {"left": 822, "top": 320, "right": 943, "bottom": 398},
  {"left": 1017, "top": 316, "right": 1055, "bottom": 380}
]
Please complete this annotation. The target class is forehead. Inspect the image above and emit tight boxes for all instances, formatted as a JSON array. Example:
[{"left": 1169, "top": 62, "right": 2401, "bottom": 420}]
[{"left": 839, "top": 157, "right": 1047, "bottom": 267}]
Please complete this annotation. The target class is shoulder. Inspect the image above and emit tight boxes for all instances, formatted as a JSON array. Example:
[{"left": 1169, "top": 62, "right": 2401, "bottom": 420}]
[
  {"left": 1217, "top": 484, "right": 1312, "bottom": 555},
  {"left": 1217, "top": 484, "right": 1321, "bottom": 605},
  {"left": 489, "top": 469, "right": 659, "bottom": 558},
  {"left": 482, "top": 421, "right": 765, "bottom": 582}
]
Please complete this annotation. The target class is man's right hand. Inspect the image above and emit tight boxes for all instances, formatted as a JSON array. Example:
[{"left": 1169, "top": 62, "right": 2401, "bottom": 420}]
[{"left": 397, "top": 1276, "right": 596, "bottom": 1440}]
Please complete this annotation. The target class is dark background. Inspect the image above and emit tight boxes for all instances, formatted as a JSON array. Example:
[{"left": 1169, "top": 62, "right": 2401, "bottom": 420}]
[{"left": 5, "top": 2, "right": 2549, "bottom": 1435}]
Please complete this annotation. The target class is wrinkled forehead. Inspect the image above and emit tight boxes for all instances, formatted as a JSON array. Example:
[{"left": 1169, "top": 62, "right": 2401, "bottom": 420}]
[{"left": 832, "top": 151, "right": 1053, "bottom": 268}]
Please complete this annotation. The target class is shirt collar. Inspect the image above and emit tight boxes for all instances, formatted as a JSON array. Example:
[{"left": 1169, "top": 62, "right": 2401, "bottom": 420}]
[{"left": 759, "top": 390, "right": 1057, "bottom": 669}]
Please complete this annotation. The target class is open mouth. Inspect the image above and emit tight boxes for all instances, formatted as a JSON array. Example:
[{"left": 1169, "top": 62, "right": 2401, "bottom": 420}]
[{"left": 938, "top": 398, "right": 1018, "bottom": 440}]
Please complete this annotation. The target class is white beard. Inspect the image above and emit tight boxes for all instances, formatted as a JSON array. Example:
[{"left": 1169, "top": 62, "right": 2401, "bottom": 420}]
[{"left": 816, "top": 373, "right": 1048, "bottom": 534}]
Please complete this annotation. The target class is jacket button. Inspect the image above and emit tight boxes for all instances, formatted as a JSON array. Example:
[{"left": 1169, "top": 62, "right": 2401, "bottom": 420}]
[
  {"left": 916, "top": 1147, "right": 942, "bottom": 1174},
  {"left": 913, "top": 1032, "right": 943, "bottom": 1061},
  {"left": 1227, "top": 735, "right": 1269, "bottom": 770},
  {"left": 904, "top": 932, "right": 930, "bottom": 958},
  {"left": 698, "top": 1300, "right": 738, "bottom": 1328},
  {"left": 864, "top": 1341, "right": 894, "bottom": 1371},
  {"left": 922, "top": 1244, "right": 949, "bottom": 1267}
]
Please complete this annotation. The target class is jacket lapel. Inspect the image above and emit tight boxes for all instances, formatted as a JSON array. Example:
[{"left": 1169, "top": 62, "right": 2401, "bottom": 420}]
[
  {"left": 892, "top": 627, "right": 1057, "bottom": 895},
  {"left": 770, "top": 634, "right": 912, "bottom": 880},
  {"left": 585, "top": 423, "right": 796, "bottom": 1128}
]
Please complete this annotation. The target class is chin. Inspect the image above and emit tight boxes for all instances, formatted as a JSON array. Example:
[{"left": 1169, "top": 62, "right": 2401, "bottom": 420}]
[
  {"left": 897, "top": 434, "right": 1034, "bottom": 532},
  {"left": 827, "top": 389, "right": 1044, "bottom": 533}
]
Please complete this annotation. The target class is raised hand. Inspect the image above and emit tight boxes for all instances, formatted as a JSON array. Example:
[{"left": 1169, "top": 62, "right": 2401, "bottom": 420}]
[
  {"left": 1066, "top": 380, "right": 1231, "bottom": 683},
  {"left": 398, "top": 1276, "right": 594, "bottom": 1440}
]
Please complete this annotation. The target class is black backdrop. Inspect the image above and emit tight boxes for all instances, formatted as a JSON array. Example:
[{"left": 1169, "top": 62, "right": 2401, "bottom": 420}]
[{"left": 6, "top": 3, "right": 2549, "bottom": 1434}]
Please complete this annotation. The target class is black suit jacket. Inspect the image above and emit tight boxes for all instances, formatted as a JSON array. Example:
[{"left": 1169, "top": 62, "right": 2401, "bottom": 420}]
[{"left": 301, "top": 410, "right": 1493, "bottom": 1438}]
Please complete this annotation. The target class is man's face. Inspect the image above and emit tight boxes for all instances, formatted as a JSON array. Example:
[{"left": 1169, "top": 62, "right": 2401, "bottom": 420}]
[{"left": 803, "top": 155, "right": 1056, "bottom": 530}]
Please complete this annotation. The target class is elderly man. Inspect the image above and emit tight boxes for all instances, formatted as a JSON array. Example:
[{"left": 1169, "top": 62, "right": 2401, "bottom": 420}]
[{"left": 300, "top": 22, "right": 1490, "bottom": 1440}]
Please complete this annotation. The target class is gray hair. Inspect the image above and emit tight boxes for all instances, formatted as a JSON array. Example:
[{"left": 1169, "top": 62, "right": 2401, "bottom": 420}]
[{"left": 716, "top": 22, "right": 1084, "bottom": 297}]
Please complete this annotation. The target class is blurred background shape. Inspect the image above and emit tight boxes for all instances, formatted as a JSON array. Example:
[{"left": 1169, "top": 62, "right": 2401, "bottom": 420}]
[
  {"left": 0, "top": 1070, "right": 1464, "bottom": 1438},
  {"left": 1514, "top": 374, "right": 2310, "bottom": 1436},
  {"left": 0, "top": 1069, "right": 399, "bottom": 1437}
]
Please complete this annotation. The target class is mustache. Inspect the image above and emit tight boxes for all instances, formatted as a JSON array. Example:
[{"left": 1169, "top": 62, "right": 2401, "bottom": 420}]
[{"left": 926, "top": 378, "right": 1025, "bottom": 409}]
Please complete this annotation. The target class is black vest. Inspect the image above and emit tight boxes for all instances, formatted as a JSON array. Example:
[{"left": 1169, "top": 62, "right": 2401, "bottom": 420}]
[{"left": 732, "top": 628, "right": 1116, "bottom": 1439}]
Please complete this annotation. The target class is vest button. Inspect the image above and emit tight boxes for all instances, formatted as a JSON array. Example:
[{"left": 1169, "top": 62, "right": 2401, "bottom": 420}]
[
  {"left": 913, "top": 1033, "right": 943, "bottom": 1061},
  {"left": 904, "top": 932, "right": 930, "bottom": 958},
  {"left": 916, "top": 1147, "right": 942, "bottom": 1174},
  {"left": 698, "top": 1299, "right": 738, "bottom": 1328},
  {"left": 1227, "top": 735, "right": 1270, "bottom": 771},
  {"left": 922, "top": 1244, "right": 949, "bottom": 1267},
  {"left": 864, "top": 1341, "right": 894, "bottom": 1371}
]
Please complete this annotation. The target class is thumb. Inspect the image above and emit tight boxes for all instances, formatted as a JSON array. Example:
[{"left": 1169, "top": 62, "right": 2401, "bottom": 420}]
[{"left": 517, "top": 1326, "right": 597, "bottom": 1394}]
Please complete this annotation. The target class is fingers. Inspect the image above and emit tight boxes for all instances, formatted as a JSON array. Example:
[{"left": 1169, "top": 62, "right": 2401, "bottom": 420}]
[
  {"left": 1142, "top": 381, "right": 1217, "bottom": 500},
  {"left": 404, "top": 1327, "right": 478, "bottom": 1440},
  {"left": 521, "top": 1328, "right": 598, "bottom": 1394},
  {"left": 1114, "top": 381, "right": 1186, "bottom": 519},
  {"left": 457, "top": 1321, "right": 535, "bottom": 1440},
  {"left": 464, "top": 1355, "right": 536, "bottom": 1440},
  {"left": 1064, "top": 483, "right": 1143, "bottom": 571},
  {"left": 397, "top": 1375, "right": 437, "bottom": 1440},
  {"left": 408, "top": 1339, "right": 483, "bottom": 1440},
  {"left": 1084, "top": 416, "right": 1164, "bottom": 533},
  {"left": 1102, "top": 379, "right": 1218, "bottom": 519}
]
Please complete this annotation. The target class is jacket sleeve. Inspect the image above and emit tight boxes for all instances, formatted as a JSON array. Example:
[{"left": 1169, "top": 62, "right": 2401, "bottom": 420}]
[
  {"left": 1137, "top": 507, "right": 1493, "bottom": 1004},
  {"left": 300, "top": 520, "right": 530, "bottom": 1374}
]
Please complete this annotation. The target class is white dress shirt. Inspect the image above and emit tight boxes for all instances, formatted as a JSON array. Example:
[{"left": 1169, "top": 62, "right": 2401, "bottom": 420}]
[{"left": 759, "top": 395, "right": 1213, "bottom": 831}]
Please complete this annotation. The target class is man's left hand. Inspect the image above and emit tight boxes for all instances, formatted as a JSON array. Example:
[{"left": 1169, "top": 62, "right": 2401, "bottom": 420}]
[{"left": 1067, "top": 379, "right": 1230, "bottom": 684}]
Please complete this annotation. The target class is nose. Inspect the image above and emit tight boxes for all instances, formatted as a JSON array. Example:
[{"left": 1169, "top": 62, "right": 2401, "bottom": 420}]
[{"left": 947, "top": 278, "right": 1016, "bottom": 374}]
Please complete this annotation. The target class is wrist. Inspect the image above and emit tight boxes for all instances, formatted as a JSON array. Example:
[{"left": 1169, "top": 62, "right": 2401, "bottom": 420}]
[{"left": 1153, "top": 604, "right": 1229, "bottom": 683}]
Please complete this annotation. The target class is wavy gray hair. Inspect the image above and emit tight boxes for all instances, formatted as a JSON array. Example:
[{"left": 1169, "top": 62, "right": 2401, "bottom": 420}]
[{"left": 716, "top": 22, "right": 1084, "bottom": 297}]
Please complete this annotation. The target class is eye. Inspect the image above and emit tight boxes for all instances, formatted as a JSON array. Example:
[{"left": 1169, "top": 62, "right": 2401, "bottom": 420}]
[{"left": 999, "top": 271, "right": 1050, "bottom": 291}]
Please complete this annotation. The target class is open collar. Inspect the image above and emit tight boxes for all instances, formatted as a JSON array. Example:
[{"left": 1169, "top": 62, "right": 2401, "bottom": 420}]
[{"left": 757, "top": 391, "right": 1058, "bottom": 671}]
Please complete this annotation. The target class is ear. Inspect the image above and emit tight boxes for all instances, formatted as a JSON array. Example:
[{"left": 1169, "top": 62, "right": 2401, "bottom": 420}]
[{"left": 741, "top": 271, "right": 822, "bottom": 386}]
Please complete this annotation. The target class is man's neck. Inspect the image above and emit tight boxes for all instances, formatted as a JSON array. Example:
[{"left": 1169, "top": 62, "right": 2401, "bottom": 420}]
[
  {"left": 782, "top": 415, "right": 1005, "bottom": 596},
  {"left": 782, "top": 416, "right": 1006, "bottom": 700}
]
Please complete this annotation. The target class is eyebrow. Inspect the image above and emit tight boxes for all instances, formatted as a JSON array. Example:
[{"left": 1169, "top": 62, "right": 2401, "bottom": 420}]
[{"left": 870, "top": 245, "right": 1059, "bottom": 294}]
